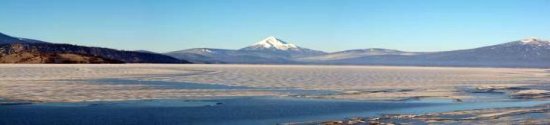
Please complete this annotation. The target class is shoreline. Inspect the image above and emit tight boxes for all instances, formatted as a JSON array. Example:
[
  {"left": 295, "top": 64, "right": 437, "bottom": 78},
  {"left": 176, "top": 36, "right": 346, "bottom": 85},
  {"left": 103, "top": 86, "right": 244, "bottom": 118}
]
[{"left": 301, "top": 102, "right": 550, "bottom": 125}]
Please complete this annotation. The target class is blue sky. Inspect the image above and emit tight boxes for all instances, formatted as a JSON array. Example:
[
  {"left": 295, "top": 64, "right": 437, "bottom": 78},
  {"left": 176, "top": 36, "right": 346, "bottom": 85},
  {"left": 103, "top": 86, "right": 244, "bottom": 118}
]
[{"left": 1, "top": 0, "right": 550, "bottom": 52}]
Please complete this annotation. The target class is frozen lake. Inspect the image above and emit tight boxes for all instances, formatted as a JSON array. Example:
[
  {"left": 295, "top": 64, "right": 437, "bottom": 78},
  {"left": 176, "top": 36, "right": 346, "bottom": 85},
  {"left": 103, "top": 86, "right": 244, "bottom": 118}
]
[
  {"left": 0, "top": 64, "right": 549, "bottom": 124},
  {"left": 1, "top": 64, "right": 548, "bottom": 102}
]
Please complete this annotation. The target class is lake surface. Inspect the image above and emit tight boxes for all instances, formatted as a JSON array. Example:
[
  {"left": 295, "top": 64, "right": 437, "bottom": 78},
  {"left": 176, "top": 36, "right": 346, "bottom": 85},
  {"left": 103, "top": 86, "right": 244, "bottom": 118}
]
[
  {"left": 1, "top": 65, "right": 549, "bottom": 125},
  {"left": 1, "top": 97, "right": 549, "bottom": 125}
]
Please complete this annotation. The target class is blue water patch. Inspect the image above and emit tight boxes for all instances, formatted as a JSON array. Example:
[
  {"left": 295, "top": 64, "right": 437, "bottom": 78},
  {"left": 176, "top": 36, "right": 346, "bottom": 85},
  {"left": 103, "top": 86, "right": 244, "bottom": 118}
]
[
  {"left": 2, "top": 96, "right": 549, "bottom": 125},
  {"left": 0, "top": 97, "right": 436, "bottom": 125},
  {"left": 90, "top": 79, "right": 253, "bottom": 89},
  {"left": 106, "top": 100, "right": 220, "bottom": 107},
  {"left": 384, "top": 100, "right": 550, "bottom": 115},
  {"left": 0, "top": 98, "right": 33, "bottom": 106},
  {"left": 36, "top": 99, "right": 219, "bottom": 108}
]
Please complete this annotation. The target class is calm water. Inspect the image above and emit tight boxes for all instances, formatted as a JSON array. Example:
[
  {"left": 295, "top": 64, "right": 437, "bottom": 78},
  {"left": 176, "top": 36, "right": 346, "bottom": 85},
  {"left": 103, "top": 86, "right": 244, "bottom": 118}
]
[
  {"left": 1, "top": 97, "right": 550, "bottom": 125},
  {"left": 2, "top": 79, "right": 549, "bottom": 125}
]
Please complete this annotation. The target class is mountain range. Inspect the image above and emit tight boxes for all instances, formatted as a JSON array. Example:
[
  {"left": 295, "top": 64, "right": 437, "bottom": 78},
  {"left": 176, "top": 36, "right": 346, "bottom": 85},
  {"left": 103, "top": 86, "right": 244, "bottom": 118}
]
[
  {"left": 0, "top": 32, "right": 187, "bottom": 64},
  {"left": 166, "top": 36, "right": 326, "bottom": 64},
  {"left": 1, "top": 32, "right": 548, "bottom": 67},
  {"left": 167, "top": 36, "right": 550, "bottom": 68}
]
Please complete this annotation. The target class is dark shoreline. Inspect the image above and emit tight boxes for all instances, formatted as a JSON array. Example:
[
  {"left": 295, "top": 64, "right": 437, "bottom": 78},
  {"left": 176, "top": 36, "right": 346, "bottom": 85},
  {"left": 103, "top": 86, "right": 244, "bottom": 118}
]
[
  {"left": 302, "top": 103, "right": 550, "bottom": 125},
  {"left": 292, "top": 85, "right": 550, "bottom": 125}
]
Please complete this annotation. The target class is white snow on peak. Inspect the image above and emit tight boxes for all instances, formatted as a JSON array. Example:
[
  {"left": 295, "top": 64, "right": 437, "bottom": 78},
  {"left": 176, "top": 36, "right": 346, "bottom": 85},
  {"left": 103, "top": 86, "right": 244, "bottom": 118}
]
[
  {"left": 200, "top": 48, "right": 212, "bottom": 53},
  {"left": 521, "top": 37, "right": 548, "bottom": 43},
  {"left": 252, "top": 36, "right": 298, "bottom": 50},
  {"left": 521, "top": 37, "right": 540, "bottom": 43},
  {"left": 519, "top": 37, "right": 550, "bottom": 46}
]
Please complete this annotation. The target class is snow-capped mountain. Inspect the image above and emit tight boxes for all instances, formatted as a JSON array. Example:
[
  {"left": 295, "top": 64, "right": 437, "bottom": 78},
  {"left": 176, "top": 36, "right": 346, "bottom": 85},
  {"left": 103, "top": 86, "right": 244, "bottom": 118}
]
[
  {"left": 240, "top": 36, "right": 326, "bottom": 57},
  {"left": 241, "top": 36, "right": 299, "bottom": 51},
  {"left": 167, "top": 36, "right": 325, "bottom": 63}
]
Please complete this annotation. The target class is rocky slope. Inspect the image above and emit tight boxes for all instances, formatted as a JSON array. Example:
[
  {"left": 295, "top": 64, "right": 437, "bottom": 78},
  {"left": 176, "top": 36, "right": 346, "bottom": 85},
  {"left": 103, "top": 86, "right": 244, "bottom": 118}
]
[{"left": 0, "top": 33, "right": 187, "bottom": 64}]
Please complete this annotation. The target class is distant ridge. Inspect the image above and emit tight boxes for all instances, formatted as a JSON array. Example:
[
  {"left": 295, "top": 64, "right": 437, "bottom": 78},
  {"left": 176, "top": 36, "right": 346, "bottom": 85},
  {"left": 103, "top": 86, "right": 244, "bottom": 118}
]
[
  {"left": 0, "top": 32, "right": 188, "bottom": 64},
  {"left": 168, "top": 37, "right": 550, "bottom": 68},
  {"left": 3, "top": 32, "right": 547, "bottom": 67},
  {"left": 298, "top": 48, "right": 422, "bottom": 61},
  {"left": 0, "top": 32, "right": 47, "bottom": 44}
]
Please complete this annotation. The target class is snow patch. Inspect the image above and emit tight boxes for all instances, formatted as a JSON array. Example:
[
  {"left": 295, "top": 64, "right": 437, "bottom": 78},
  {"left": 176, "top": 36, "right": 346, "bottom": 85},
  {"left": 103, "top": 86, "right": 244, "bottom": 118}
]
[
  {"left": 520, "top": 37, "right": 550, "bottom": 45},
  {"left": 200, "top": 48, "right": 212, "bottom": 53},
  {"left": 521, "top": 37, "right": 541, "bottom": 43},
  {"left": 251, "top": 36, "right": 298, "bottom": 50}
]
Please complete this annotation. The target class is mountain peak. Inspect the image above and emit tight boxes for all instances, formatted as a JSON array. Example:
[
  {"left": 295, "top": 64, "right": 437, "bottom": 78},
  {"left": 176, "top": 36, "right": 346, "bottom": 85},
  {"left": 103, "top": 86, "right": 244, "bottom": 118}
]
[
  {"left": 250, "top": 36, "right": 298, "bottom": 50},
  {"left": 520, "top": 37, "right": 549, "bottom": 45},
  {"left": 521, "top": 37, "right": 541, "bottom": 43},
  {"left": 237, "top": 36, "right": 326, "bottom": 57}
]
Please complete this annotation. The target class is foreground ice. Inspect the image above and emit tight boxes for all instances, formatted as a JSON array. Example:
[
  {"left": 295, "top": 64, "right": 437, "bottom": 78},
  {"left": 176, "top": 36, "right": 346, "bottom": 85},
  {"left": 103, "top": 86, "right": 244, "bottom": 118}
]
[{"left": 0, "top": 64, "right": 549, "bottom": 102}]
